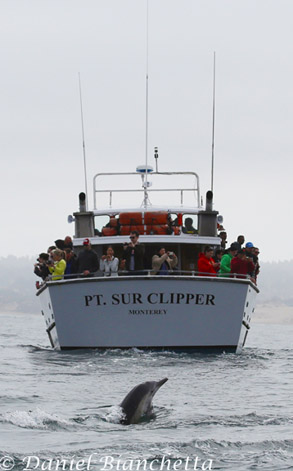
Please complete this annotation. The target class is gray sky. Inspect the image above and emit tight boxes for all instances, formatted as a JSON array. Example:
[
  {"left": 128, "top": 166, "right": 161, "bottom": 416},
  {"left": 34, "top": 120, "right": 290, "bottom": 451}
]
[{"left": 1, "top": 0, "right": 292, "bottom": 262}]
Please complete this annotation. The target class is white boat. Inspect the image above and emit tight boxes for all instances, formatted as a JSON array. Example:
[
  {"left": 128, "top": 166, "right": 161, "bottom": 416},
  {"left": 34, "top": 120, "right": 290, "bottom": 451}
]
[{"left": 37, "top": 163, "right": 258, "bottom": 352}]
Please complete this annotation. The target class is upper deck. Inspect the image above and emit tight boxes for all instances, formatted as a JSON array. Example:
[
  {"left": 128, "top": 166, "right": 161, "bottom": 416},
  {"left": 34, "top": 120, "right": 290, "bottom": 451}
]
[
  {"left": 70, "top": 164, "right": 223, "bottom": 279},
  {"left": 72, "top": 164, "right": 221, "bottom": 247}
]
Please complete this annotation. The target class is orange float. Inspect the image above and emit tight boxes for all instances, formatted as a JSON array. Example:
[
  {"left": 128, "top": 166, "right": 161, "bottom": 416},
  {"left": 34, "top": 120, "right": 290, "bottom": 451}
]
[
  {"left": 101, "top": 227, "right": 118, "bottom": 236},
  {"left": 119, "top": 212, "right": 143, "bottom": 225},
  {"left": 144, "top": 212, "right": 168, "bottom": 225},
  {"left": 146, "top": 225, "right": 170, "bottom": 235},
  {"left": 120, "top": 225, "right": 144, "bottom": 235},
  {"left": 109, "top": 217, "right": 118, "bottom": 227}
]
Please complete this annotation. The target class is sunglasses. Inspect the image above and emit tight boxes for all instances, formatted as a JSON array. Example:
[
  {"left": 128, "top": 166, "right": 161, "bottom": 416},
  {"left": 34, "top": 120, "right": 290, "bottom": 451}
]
[{"left": 130, "top": 236, "right": 136, "bottom": 240}]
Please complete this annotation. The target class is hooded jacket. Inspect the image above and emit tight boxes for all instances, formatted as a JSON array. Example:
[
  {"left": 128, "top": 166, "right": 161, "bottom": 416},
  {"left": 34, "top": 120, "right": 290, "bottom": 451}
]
[
  {"left": 197, "top": 253, "right": 217, "bottom": 276},
  {"left": 219, "top": 252, "right": 233, "bottom": 276}
]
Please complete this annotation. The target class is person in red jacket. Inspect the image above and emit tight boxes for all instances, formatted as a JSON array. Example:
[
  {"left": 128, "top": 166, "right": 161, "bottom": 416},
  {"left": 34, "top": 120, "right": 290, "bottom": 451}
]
[
  {"left": 230, "top": 249, "right": 255, "bottom": 282},
  {"left": 197, "top": 246, "right": 220, "bottom": 276}
]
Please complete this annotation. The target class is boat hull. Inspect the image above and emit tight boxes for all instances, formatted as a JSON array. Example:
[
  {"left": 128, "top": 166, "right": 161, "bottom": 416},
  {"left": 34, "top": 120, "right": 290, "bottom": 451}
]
[{"left": 37, "top": 276, "right": 257, "bottom": 352}]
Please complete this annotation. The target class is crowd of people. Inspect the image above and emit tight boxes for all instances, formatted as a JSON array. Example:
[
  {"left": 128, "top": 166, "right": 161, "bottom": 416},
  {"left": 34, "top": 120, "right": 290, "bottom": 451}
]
[
  {"left": 33, "top": 231, "right": 179, "bottom": 286},
  {"left": 34, "top": 236, "right": 99, "bottom": 286},
  {"left": 33, "top": 232, "right": 259, "bottom": 287},
  {"left": 198, "top": 234, "right": 260, "bottom": 282}
]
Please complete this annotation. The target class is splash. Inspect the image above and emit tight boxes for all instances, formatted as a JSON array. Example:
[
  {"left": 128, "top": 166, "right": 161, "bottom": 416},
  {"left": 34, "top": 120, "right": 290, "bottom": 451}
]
[{"left": 2, "top": 408, "right": 70, "bottom": 430}]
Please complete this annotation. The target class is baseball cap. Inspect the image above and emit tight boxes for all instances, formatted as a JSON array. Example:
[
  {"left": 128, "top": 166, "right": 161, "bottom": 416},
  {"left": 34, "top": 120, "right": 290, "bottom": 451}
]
[
  {"left": 83, "top": 238, "right": 90, "bottom": 246},
  {"left": 230, "top": 242, "right": 239, "bottom": 251},
  {"left": 245, "top": 242, "right": 254, "bottom": 248}
]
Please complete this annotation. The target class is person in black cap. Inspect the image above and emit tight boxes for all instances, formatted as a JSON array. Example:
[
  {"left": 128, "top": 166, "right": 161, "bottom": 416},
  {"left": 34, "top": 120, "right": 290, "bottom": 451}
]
[{"left": 55, "top": 236, "right": 73, "bottom": 251}]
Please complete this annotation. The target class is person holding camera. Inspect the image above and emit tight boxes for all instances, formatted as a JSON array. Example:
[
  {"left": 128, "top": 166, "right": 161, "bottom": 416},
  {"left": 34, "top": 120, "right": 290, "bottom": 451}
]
[
  {"left": 47, "top": 249, "right": 66, "bottom": 280},
  {"left": 100, "top": 246, "right": 119, "bottom": 277},
  {"left": 34, "top": 253, "right": 51, "bottom": 281},
  {"left": 122, "top": 231, "right": 145, "bottom": 274},
  {"left": 231, "top": 249, "right": 255, "bottom": 283},
  {"left": 151, "top": 247, "right": 178, "bottom": 275},
  {"left": 197, "top": 246, "right": 219, "bottom": 276}
]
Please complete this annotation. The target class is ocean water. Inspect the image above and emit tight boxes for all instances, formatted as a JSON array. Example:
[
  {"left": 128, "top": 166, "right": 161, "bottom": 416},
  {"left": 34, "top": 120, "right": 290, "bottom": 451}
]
[{"left": 1, "top": 312, "right": 293, "bottom": 471}]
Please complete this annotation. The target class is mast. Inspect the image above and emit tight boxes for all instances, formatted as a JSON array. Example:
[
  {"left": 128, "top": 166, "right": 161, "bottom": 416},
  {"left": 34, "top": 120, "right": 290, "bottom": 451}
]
[
  {"left": 143, "top": 0, "right": 150, "bottom": 208},
  {"left": 78, "top": 73, "right": 89, "bottom": 210},
  {"left": 211, "top": 52, "right": 216, "bottom": 195}
]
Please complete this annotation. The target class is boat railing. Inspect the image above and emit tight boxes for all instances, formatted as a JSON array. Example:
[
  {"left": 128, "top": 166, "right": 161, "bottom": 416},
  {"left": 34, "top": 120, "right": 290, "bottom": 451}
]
[
  {"left": 43, "top": 270, "right": 251, "bottom": 282},
  {"left": 93, "top": 171, "right": 200, "bottom": 209}
]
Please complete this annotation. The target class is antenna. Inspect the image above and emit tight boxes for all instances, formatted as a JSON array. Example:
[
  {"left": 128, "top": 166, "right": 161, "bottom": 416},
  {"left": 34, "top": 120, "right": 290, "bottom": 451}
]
[
  {"left": 211, "top": 52, "right": 216, "bottom": 195},
  {"left": 78, "top": 73, "right": 89, "bottom": 210},
  {"left": 143, "top": 0, "right": 150, "bottom": 208},
  {"left": 154, "top": 146, "right": 159, "bottom": 172}
]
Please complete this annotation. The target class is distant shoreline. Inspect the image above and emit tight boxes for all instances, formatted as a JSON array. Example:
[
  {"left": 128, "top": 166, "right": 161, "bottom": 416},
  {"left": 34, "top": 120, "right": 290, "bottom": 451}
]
[{"left": 254, "top": 303, "right": 293, "bottom": 324}]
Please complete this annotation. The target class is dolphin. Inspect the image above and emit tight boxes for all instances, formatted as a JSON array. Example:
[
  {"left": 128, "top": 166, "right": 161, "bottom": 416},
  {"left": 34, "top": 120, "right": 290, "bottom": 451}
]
[{"left": 119, "top": 377, "right": 168, "bottom": 425}]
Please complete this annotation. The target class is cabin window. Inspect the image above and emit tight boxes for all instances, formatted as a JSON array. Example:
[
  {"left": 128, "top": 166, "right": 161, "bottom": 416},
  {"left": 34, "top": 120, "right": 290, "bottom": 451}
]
[{"left": 94, "top": 215, "right": 110, "bottom": 235}]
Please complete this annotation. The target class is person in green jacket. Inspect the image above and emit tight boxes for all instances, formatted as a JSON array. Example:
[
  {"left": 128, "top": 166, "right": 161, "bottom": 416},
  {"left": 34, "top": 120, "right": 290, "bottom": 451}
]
[
  {"left": 49, "top": 249, "right": 67, "bottom": 280},
  {"left": 219, "top": 243, "right": 238, "bottom": 276}
]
